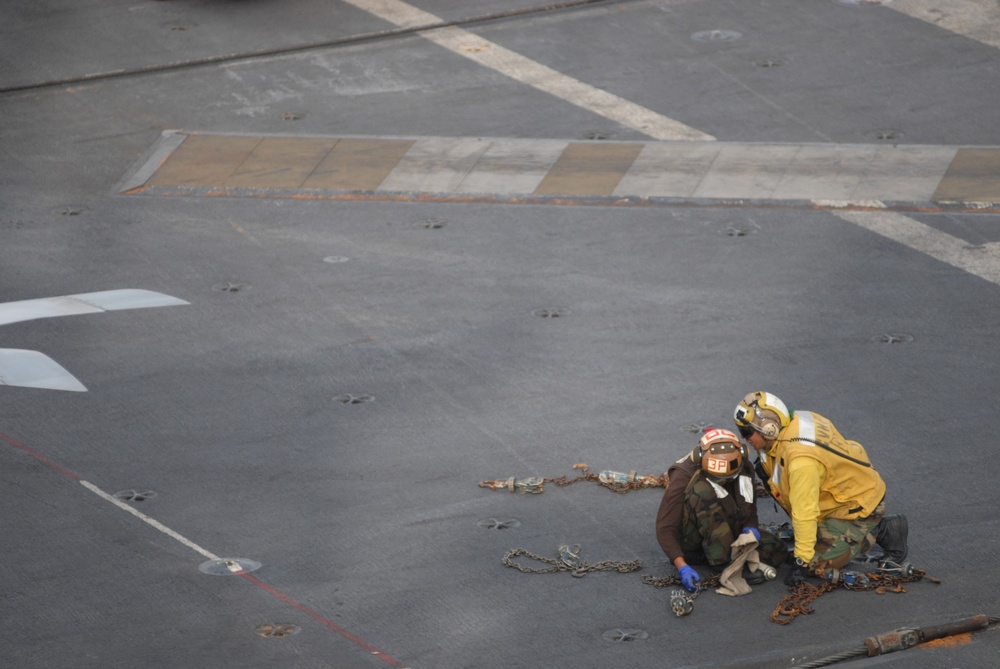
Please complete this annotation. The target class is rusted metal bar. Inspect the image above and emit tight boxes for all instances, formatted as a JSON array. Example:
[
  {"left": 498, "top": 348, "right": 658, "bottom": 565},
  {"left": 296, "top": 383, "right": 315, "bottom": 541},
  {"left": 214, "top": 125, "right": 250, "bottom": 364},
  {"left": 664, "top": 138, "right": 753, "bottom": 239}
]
[{"left": 865, "top": 615, "right": 989, "bottom": 656}]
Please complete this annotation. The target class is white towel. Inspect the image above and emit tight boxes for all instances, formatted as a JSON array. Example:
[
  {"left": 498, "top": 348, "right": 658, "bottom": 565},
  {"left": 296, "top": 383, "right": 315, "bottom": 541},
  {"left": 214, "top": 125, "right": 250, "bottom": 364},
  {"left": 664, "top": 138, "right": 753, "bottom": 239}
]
[{"left": 715, "top": 531, "right": 761, "bottom": 597}]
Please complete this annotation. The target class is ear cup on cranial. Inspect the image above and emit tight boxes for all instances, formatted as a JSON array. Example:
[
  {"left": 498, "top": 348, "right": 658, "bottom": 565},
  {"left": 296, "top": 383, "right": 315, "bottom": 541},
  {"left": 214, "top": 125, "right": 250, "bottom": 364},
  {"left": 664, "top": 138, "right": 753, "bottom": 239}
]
[{"left": 759, "top": 419, "right": 779, "bottom": 439}]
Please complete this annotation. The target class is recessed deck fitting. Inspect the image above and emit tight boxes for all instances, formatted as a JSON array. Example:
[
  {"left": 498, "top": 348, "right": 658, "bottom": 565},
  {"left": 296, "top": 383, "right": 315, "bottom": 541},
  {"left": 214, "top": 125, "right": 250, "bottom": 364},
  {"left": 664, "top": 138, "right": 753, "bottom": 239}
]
[
  {"left": 872, "top": 129, "right": 906, "bottom": 141},
  {"left": 334, "top": 394, "right": 374, "bottom": 405},
  {"left": 53, "top": 205, "right": 88, "bottom": 216},
  {"left": 532, "top": 308, "right": 569, "bottom": 318},
  {"left": 163, "top": 21, "right": 195, "bottom": 31},
  {"left": 873, "top": 333, "right": 914, "bottom": 344},
  {"left": 721, "top": 225, "right": 756, "bottom": 237},
  {"left": 213, "top": 281, "right": 249, "bottom": 292},
  {"left": 691, "top": 30, "right": 743, "bottom": 43},
  {"left": 198, "top": 558, "right": 262, "bottom": 576},
  {"left": 113, "top": 489, "right": 157, "bottom": 502},
  {"left": 256, "top": 623, "right": 301, "bottom": 638},
  {"left": 602, "top": 628, "right": 649, "bottom": 642},
  {"left": 478, "top": 518, "right": 521, "bottom": 530},
  {"left": 685, "top": 422, "right": 712, "bottom": 434}
]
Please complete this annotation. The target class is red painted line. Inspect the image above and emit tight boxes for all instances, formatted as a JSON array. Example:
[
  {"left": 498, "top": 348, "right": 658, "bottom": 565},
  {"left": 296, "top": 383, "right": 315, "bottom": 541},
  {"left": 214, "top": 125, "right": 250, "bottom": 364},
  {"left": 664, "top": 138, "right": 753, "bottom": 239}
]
[
  {"left": 1, "top": 431, "right": 409, "bottom": 668},
  {"left": 237, "top": 571, "right": 408, "bottom": 668},
  {"left": 0, "top": 431, "right": 81, "bottom": 481}
]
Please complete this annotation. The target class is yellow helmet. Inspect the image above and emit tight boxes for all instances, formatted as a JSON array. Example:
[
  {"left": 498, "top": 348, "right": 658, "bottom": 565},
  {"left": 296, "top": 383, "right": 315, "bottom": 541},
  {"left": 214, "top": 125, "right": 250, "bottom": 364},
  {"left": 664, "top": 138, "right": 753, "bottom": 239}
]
[
  {"left": 696, "top": 427, "right": 745, "bottom": 481},
  {"left": 734, "top": 391, "right": 790, "bottom": 440}
]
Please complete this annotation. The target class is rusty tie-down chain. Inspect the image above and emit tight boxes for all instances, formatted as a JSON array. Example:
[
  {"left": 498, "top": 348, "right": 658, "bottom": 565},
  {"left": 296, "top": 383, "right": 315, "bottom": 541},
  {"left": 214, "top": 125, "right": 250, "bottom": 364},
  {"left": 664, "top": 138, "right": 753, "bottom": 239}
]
[
  {"left": 480, "top": 463, "right": 667, "bottom": 495},
  {"left": 770, "top": 581, "right": 837, "bottom": 624},
  {"left": 502, "top": 544, "right": 643, "bottom": 577},
  {"left": 770, "top": 569, "right": 939, "bottom": 625}
]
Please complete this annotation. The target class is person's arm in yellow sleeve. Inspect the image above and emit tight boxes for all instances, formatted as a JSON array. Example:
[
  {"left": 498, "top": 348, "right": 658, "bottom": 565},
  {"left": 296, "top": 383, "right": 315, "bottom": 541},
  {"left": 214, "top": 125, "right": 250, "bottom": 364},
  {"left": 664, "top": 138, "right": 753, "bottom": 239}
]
[{"left": 786, "top": 456, "right": 826, "bottom": 566}]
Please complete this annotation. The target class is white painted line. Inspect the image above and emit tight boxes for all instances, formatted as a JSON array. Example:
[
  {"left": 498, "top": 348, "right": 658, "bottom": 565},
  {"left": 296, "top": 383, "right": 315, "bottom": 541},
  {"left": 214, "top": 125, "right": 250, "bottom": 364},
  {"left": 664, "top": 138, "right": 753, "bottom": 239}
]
[
  {"left": 891, "top": 0, "right": 1000, "bottom": 51},
  {"left": 850, "top": 145, "right": 958, "bottom": 202},
  {"left": 0, "top": 289, "right": 189, "bottom": 326},
  {"left": 691, "top": 144, "right": 800, "bottom": 199},
  {"left": 613, "top": 142, "right": 722, "bottom": 197},
  {"left": 0, "top": 349, "right": 87, "bottom": 392},
  {"left": 455, "top": 139, "right": 568, "bottom": 194},
  {"left": 117, "top": 130, "right": 188, "bottom": 193},
  {"left": 0, "top": 289, "right": 190, "bottom": 392},
  {"left": 341, "top": 0, "right": 715, "bottom": 141},
  {"left": 833, "top": 210, "right": 1000, "bottom": 286},
  {"left": 379, "top": 138, "right": 492, "bottom": 192},
  {"left": 80, "top": 480, "right": 221, "bottom": 561}
]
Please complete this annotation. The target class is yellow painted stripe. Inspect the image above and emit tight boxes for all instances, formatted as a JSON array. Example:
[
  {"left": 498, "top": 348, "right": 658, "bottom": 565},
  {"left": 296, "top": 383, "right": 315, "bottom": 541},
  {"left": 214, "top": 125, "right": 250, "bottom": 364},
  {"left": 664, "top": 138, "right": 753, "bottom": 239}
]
[
  {"left": 302, "top": 138, "right": 416, "bottom": 190},
  {"left": 147, "top": 135, "right": 261, "bottom": 187},
  {"left": 933, "top": 148, "right": 1000, "bottom": 203},
  {"left": 225, "top": 137, "right": 338, "bottom": 189},
  {"left": 533, "top": 143, "right": 644, "bottom": 196}
]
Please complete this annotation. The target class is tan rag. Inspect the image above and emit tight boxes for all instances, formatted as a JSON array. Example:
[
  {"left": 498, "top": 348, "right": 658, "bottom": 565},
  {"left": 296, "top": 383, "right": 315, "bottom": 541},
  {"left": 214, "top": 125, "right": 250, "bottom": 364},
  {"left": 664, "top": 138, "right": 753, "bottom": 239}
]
[{"left": 715, "top": 531, "right": 761, "bottom": 597}]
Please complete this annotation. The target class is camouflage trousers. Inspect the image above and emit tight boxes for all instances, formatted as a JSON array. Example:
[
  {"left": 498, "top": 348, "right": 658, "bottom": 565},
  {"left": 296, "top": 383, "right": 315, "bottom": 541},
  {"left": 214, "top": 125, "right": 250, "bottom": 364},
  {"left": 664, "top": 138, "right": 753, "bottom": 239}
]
[
  {"left": 810, "top": 500, "right": 885, "bottom": 571},
  {"left": 678, "top": 484, "right": 788, "bottom": 568}
]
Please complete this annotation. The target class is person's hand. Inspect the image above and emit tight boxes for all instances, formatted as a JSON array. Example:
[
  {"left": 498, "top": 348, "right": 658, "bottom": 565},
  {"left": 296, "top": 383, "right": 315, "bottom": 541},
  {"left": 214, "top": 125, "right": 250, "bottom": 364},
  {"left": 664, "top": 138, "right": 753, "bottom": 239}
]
[
  {"left": 678, "top": 565, "right": 701, "bottom": 593},
  {"left": 784, "top": 558, "right": 810, "bottom": 587},
  {"left": 741, "top": 527, "right": 761, "bottom": 542}
]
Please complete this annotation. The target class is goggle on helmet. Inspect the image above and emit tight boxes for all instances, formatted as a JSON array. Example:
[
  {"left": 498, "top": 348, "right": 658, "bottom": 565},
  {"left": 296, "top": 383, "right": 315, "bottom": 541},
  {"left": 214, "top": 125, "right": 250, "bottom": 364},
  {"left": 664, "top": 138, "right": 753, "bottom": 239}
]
[
  {"left": 733, "top": 391, "right": 791, "bottom": 440},
  {"left": 697, "top": 427, "right": 745, "bottom": 481}
]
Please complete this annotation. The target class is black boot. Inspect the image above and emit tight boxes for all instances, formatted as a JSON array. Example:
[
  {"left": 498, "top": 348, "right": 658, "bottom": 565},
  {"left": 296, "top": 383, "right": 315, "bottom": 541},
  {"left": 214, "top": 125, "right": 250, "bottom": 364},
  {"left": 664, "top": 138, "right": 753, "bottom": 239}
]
[{"left": 875, "top": 514, "right": 908, "bottom": 562}]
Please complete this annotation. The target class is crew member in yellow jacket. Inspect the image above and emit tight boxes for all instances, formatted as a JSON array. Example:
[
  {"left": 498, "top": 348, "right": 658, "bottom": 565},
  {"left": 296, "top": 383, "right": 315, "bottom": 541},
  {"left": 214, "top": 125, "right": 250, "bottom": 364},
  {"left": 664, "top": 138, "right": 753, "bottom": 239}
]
[{"left": 733, "top": 391, "right": 909, "bottom": 587}]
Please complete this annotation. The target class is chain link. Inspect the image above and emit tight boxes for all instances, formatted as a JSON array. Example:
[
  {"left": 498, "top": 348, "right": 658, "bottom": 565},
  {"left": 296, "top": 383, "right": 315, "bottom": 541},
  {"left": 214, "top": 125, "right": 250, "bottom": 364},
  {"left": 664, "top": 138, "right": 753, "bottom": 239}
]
[
  {"left": 549, "top": 464, "right": 667, "bottom": 494},
  {"left": 771, "top": 581, "right": 836, "bottom": 624},
  {"left": 480, "top": 463, "right": 667, "bottom": 494},
  {"left": 502, "top": 545, "right": 642, "bottom": 577},
  {"left": 640, "top": 572, "right": 722, "bottom": 589}
]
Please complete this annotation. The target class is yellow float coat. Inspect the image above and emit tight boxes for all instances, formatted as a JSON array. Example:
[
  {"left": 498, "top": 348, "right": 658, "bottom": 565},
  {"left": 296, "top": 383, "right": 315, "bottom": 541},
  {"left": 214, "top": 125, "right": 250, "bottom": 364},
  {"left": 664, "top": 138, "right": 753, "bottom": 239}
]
[{"left": 757, "top": 411, "right": 886, "bottom": 562}]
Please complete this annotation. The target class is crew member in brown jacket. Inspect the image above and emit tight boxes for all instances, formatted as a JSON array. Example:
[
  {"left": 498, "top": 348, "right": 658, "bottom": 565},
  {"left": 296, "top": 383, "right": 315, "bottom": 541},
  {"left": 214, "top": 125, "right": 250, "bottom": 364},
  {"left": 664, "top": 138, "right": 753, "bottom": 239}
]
[{"left": 656, "top": 427, "right": 787, "bottom": 592}]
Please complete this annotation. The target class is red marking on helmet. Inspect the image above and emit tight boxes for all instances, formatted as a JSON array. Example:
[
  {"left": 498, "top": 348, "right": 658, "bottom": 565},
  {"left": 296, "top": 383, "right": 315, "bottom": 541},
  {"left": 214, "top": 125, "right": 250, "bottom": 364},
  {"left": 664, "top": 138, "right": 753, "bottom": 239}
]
[
  {"left": 701, "top": 427, "right": 738, "bottom": 445},
  {"left": 706, "top": 457, "right": 729, "bottom": 473}
]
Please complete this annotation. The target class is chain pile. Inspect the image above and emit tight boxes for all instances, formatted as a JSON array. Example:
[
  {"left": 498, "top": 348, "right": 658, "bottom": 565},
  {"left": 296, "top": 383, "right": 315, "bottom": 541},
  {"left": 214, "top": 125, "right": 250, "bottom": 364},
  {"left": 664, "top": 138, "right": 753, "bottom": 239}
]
[
  {"left": 770, "top": 581, "right": 837, "bottom": 624},
  {"left": 771, "top": 568, "right": 937, "bottom": 624}
]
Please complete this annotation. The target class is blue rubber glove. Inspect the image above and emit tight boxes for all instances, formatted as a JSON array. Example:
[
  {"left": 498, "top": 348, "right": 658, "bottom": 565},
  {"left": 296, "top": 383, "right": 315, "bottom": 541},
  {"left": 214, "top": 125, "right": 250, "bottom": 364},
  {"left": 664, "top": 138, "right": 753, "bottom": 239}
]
[
  {"left": 678, "top": 565, "right": 701, "bottom": 593},
  {"left": 742, "top": 527, "right": 761, "bottom": 543}
]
